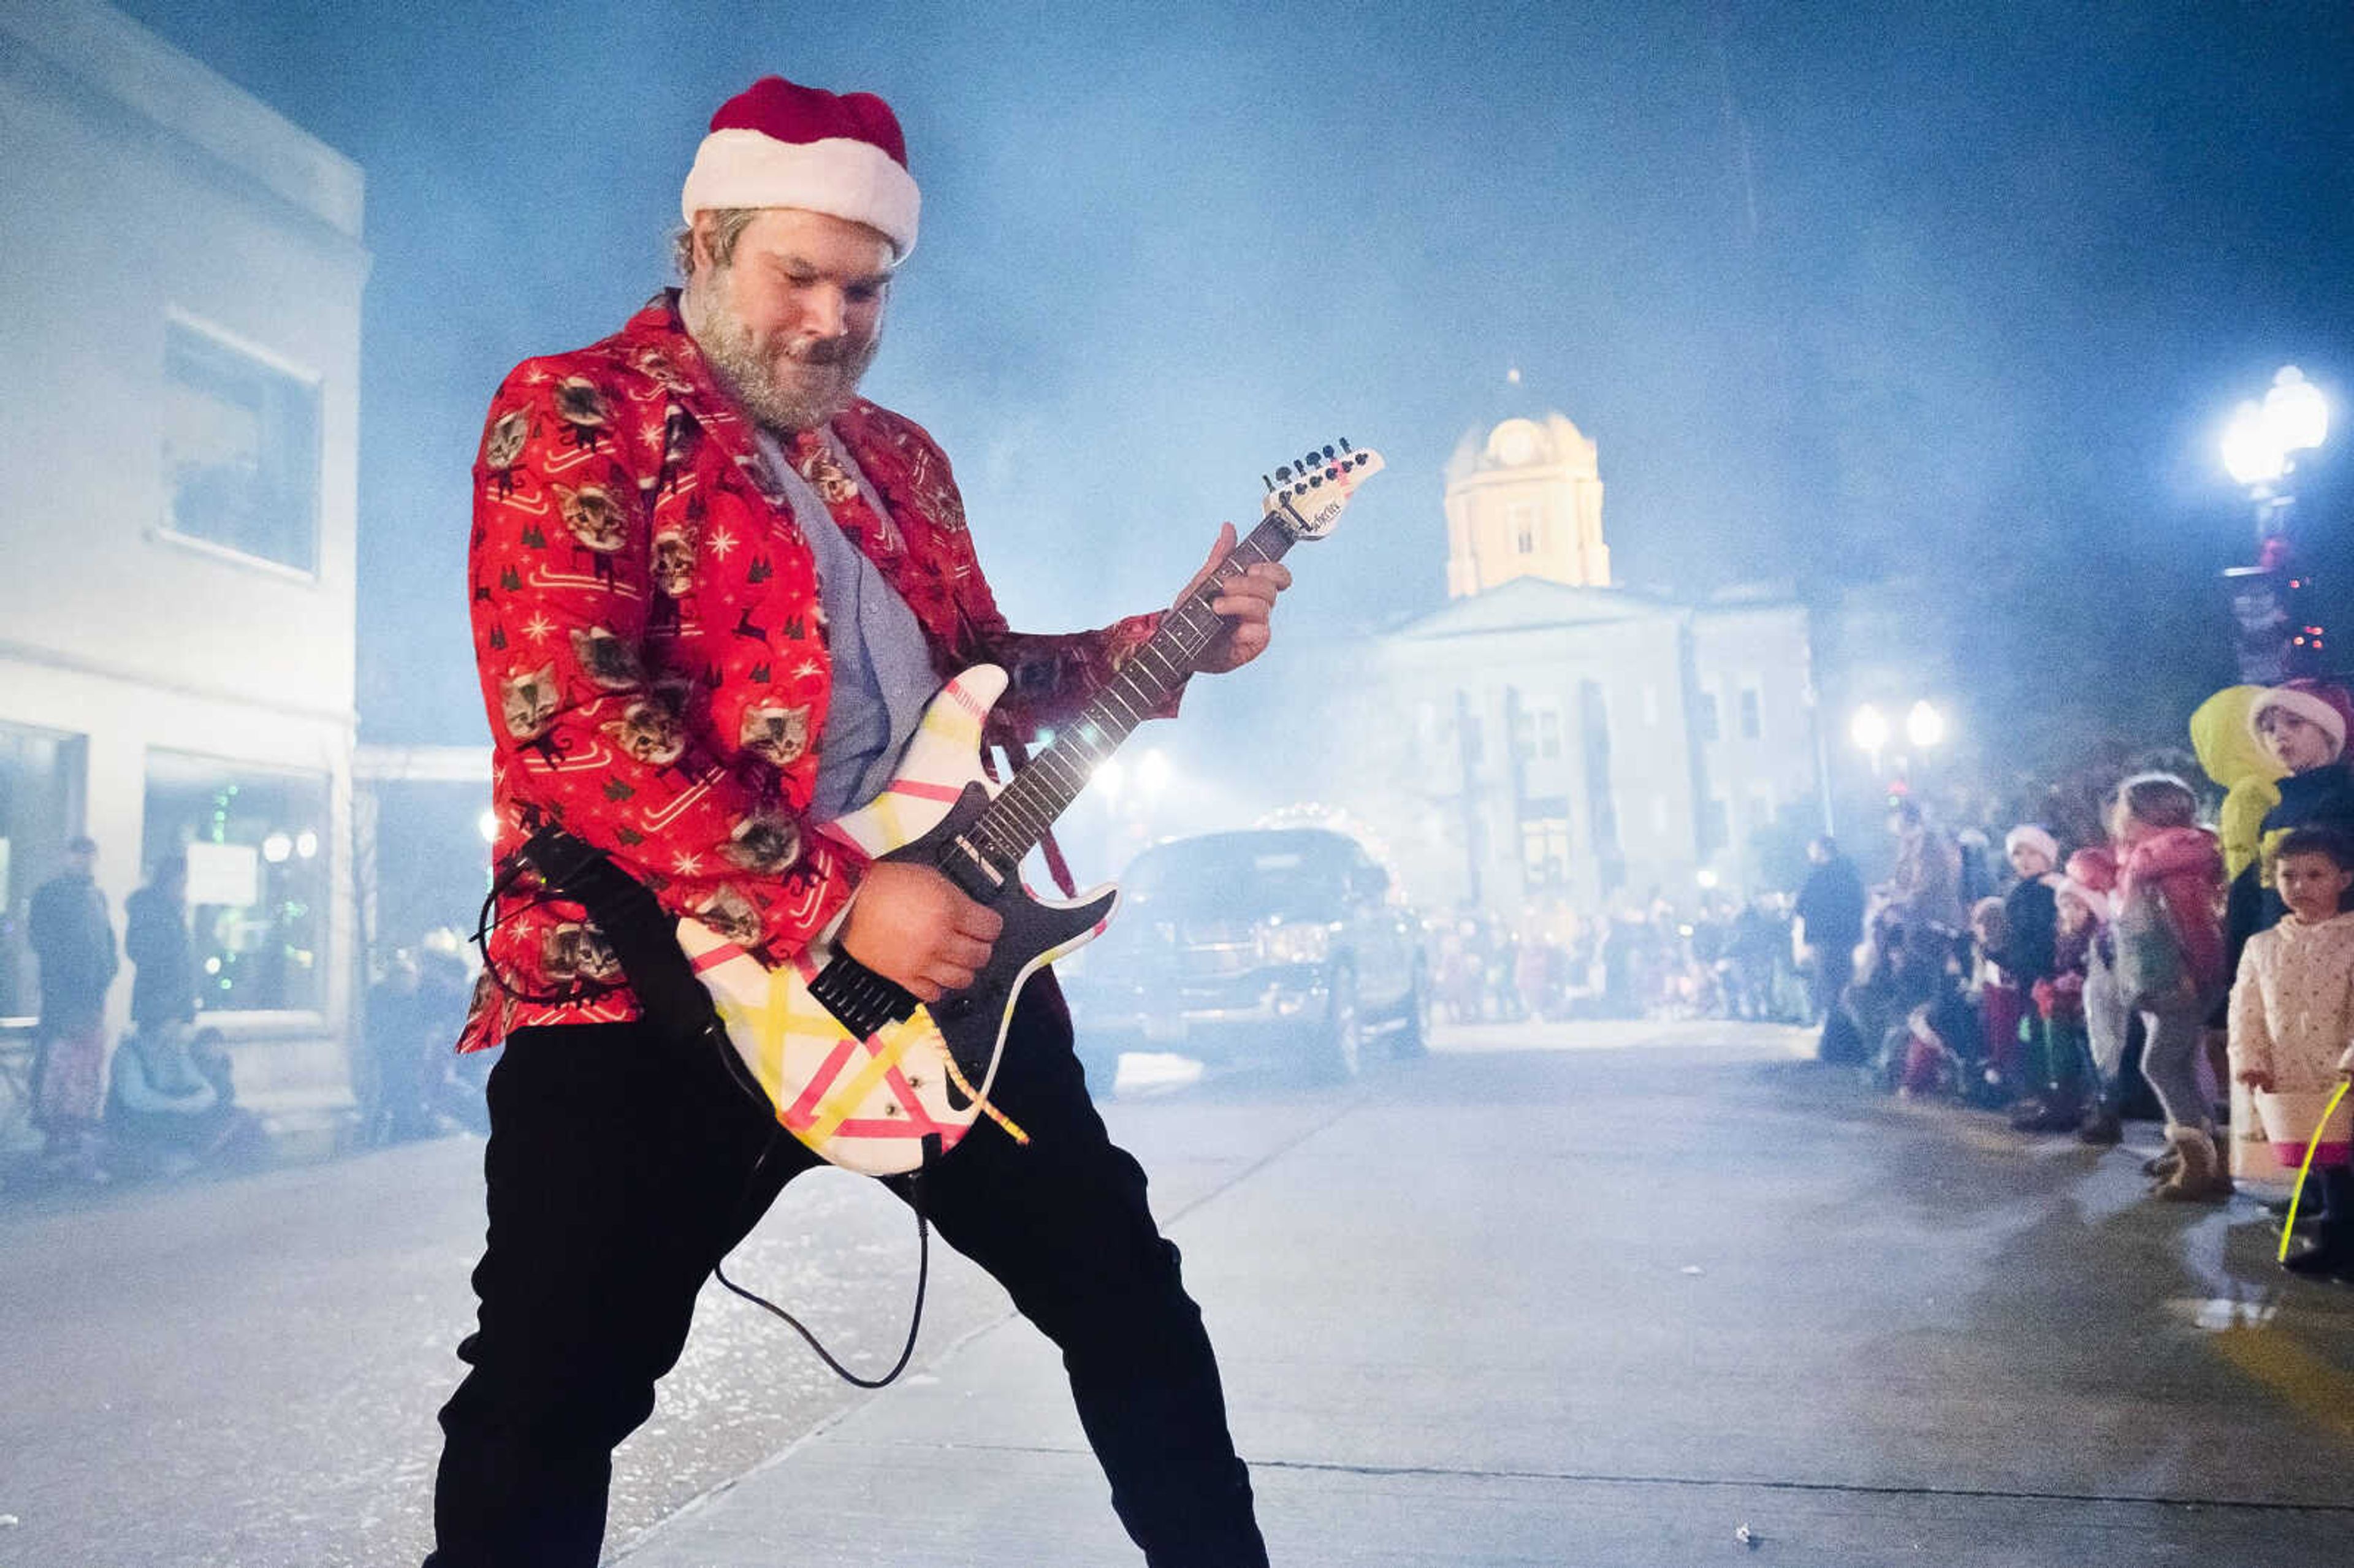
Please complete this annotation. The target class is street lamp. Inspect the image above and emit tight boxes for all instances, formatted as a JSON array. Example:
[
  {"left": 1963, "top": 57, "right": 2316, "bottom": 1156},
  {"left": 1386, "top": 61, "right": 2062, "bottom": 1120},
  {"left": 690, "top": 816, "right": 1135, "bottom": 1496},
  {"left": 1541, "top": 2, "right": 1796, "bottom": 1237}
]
[
  {"left": 2222, "top": 365, "right": 2331, "bottom": 555},
  {"left": 1905, "top": 699, "right": 1945, "bottom": 751},
  {"left": 2221, "top": 365, "right": 2332, "bottom": 681},
  {"left": 1849, "top": 704, "right": 1889, "bottom": 775}
]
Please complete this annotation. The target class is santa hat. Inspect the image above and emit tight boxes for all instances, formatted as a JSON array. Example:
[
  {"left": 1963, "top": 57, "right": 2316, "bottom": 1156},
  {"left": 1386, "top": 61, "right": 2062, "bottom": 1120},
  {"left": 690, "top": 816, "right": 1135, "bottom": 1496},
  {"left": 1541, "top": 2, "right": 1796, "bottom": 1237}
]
[
  {"left": 2053, "top": 876, "right": 2108, "bottom": 923},
  {"left": 681, "top": 76, "right": 920, "bottom": 256},
  {"left": 2003, "top": 825, "right": 2060, "bottom": 867},
  {"left": 2249, "top": 678, "right": 2354, "bottom": 761}
]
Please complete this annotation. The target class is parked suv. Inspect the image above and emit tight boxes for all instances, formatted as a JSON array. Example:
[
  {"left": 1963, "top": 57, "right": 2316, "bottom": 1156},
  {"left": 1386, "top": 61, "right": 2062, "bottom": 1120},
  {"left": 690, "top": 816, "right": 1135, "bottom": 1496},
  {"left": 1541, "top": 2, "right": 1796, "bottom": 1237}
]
[{"left": 1061, "top": 828, "right": 1428, "bottom": 1094}]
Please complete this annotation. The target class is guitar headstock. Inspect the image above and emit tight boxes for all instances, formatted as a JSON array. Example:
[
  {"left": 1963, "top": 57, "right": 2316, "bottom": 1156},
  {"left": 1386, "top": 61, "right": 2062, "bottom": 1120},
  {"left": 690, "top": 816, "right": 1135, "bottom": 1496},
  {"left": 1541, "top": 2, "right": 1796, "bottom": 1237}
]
[{"left": 1261, "top": 439, "right": 1383, "bottom": 541}]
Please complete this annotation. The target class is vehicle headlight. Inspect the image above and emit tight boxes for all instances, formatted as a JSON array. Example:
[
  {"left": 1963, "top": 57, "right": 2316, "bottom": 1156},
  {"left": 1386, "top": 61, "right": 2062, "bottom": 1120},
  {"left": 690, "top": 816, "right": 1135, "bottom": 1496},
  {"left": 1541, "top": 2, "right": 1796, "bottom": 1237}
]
[{"left": 1255, "top": 921, "right": 1331, "bottom": 965}]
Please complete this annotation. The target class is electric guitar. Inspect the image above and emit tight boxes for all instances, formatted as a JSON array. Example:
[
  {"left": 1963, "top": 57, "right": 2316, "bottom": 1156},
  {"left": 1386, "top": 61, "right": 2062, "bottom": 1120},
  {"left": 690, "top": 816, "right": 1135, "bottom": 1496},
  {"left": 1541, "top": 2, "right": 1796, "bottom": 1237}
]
[{"left": 675, "top": 441, "right": 1383, "bottom": 1174}]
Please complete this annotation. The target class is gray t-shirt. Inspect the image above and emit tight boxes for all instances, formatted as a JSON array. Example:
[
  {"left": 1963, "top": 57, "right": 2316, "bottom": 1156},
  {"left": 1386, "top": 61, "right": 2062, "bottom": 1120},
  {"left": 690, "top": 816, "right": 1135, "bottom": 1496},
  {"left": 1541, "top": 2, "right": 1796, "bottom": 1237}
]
[{"left": 751, "top": 426, "right": 940, "bottom": 823}]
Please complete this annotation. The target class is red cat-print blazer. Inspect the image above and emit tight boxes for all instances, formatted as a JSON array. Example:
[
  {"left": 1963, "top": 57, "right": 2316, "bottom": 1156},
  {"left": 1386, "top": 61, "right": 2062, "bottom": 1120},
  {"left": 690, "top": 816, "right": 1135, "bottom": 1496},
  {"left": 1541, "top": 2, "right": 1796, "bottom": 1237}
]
[{"left": 458, "top": 293, "right": 1165, "bottom": 1052}]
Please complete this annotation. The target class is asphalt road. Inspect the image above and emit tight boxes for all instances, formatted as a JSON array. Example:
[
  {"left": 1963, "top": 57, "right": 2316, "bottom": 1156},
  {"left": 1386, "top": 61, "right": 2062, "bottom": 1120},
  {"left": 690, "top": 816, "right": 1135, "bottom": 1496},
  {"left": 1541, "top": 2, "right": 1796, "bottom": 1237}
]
[{"left": 6, "top": 1020, "right": 2353, "bottom": 1567}]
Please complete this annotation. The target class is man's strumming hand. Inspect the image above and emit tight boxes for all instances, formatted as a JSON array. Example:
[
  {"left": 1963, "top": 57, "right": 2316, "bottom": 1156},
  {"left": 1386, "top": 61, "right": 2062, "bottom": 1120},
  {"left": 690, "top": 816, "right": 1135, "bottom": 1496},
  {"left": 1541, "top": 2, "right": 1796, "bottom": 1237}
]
[{"left": 840, "top": 861, "right": 1003, "bottom": 1002}]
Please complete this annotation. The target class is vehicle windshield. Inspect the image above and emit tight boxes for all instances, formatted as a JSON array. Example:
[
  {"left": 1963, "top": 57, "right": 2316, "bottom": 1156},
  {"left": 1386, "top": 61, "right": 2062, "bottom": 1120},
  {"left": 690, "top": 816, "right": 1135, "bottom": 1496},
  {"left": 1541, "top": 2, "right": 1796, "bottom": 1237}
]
[{"left": 1122, "top": 839, "right": 1352, "bottom": 920}]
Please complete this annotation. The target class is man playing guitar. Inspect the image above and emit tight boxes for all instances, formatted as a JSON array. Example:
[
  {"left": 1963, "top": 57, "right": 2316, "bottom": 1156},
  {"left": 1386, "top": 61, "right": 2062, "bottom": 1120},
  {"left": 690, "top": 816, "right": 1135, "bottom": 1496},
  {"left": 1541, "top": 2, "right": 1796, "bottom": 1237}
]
[{"left": 425, "top": 74, "right": 1288, "bottom": 1568}]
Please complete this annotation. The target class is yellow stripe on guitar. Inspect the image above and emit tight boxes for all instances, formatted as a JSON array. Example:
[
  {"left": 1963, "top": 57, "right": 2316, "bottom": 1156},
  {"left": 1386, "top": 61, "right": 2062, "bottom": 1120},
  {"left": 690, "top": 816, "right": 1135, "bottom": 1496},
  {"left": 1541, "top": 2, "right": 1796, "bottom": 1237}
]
[{"left": 802, "top": 1018, "right": 929, "bottom": 1146}]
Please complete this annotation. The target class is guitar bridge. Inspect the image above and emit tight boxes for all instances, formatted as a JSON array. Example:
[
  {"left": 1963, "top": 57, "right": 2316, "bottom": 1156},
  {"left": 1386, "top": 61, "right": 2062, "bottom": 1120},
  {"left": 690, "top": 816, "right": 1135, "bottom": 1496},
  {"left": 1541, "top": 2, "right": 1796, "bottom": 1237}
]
[{"left": 807, "top": 951, "right": 920, "bottom": 1037}]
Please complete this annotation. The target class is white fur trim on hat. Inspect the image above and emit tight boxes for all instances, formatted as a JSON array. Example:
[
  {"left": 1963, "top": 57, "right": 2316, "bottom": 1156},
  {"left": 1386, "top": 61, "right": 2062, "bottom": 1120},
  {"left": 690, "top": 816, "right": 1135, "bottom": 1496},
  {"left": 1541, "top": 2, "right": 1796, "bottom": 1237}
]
[
  {"left": 2250, "top": 686, "right": 2348, "bottom": 755},
  {"left": 2004, "top": 825, "right": 2060, "bottom": 867},
  {"left": 2054, "top": 877, "right": 2108, "bottom": 923},
  {"left": 681, "top": 128, "right": 921, "bottom": 255}
]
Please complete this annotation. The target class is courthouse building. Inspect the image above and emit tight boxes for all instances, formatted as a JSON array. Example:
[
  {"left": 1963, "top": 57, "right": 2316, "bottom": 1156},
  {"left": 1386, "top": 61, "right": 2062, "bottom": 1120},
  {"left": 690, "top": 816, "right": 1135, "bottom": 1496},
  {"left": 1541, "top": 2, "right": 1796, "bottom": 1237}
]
[
  {"left": 1291, "top": 408, "right": 1824, "bottom": 919},
  {"left": 0, "top": 0, "right": 370, "bottom": 1113}
]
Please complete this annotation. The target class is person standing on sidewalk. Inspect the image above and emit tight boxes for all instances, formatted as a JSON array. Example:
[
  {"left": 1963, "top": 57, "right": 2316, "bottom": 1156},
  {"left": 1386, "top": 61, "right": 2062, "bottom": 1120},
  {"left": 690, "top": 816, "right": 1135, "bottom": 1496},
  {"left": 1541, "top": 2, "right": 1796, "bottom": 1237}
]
[
  {"left": 28, "top": 835, "right": 116, "bottom": 1181},
  {"left": 1794, "top": 835, "right": 1865, "bottom": 1029},
  {"left": 424, "top": 75, "right": 1287, "bottom": 1568}
]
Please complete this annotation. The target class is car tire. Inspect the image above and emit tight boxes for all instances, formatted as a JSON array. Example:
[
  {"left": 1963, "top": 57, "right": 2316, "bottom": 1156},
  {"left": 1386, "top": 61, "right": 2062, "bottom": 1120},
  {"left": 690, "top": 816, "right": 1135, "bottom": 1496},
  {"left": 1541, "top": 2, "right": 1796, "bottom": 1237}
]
[
  {"left": 1393, "top": 960, "right": 1431, "bottom": 1060},
  {"left": 1304, "top": 965, "right": 1362, "bottom": 1084}
]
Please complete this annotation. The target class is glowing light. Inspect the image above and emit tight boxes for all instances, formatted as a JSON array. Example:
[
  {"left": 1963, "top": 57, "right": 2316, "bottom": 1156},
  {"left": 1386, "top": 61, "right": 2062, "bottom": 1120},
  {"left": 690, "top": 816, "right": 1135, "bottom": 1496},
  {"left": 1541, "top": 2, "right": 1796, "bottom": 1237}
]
[
  {"left": 204, "top": 957, "right": 221, "bottom": 975},
  {"left": 1696, "top": 867, "right": 1720, "bottom": 890},
  {"left": 1137, "top": 748, "right": 1173, "bottom": 796},
  {"left": 478, "top": 809, "right": 500, "bottom": 843},
  {"left": 261, "top": 832, "right": 292, "bottom": 864},
  {"left": 1905, "top": 701, "right": 1946, "bottom": 750},
  {"left": 2223, "top": 399, "right": 2288, "bottom": 487},
  {"left": 2265, "top": 365, "right": 2328, "bottom": 454},
  {"left": 1849, "top": 704, "right": 1889, "bottom": 754},
  {"left": 1095, "top": 759, "right": 1127, "bottom": 802},
  {"left": 294, "top": 830, "right": 319, "bottom": 860}
]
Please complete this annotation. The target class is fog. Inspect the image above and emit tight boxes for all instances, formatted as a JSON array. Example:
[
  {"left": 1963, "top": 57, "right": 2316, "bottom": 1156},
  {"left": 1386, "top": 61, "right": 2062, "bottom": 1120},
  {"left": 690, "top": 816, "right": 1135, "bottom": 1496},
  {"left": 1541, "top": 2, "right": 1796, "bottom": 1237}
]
[{"left": 96, "top": 0, "right": 2353, "bottom": 773}]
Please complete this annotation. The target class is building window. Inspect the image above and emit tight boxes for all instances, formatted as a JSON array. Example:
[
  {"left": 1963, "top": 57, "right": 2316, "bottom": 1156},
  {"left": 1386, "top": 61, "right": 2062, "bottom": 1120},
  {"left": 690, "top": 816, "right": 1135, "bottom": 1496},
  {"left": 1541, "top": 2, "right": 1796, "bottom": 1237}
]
[
  {"left": 1515, "top": 699, "right": 1564, "bottom": 763},
  {"left": 1520, "top": 802, "right": 1571, "bottom": 890},
  {"left": 1699, "top": 795, "right": 1731, "bottom": 853},
  {"left": 1739, "top": 683, "right": 1764, "bottom": 741},
  {"left": 1747, "top": 785, "right": 1776, "bottom": 832},
  {"left": 142, "top": 750, "right": 330, "bottom": 1013},
  {"left": 1509, "top": 501, "right": 1537, "bottom": 555},
  {"left": 1695, "top": 688, "right": 1721, "bottom": 744},
  {"left": 0, "top": 723, "right": 88, "bottom": 1019},
  {"left": 162, "top": 318, "right": 322, "bottom": 573}
]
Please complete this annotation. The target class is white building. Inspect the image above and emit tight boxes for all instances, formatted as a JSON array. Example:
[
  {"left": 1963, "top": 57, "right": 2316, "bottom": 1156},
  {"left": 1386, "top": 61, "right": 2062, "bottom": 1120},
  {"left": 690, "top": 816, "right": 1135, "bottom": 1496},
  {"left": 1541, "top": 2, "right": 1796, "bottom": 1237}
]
[
  {"left": 0, "top": 0, "right": 369, "bottom": 1116},
  {"left": 1286, "top": 408, "right": 1824, "bottom": 919}
]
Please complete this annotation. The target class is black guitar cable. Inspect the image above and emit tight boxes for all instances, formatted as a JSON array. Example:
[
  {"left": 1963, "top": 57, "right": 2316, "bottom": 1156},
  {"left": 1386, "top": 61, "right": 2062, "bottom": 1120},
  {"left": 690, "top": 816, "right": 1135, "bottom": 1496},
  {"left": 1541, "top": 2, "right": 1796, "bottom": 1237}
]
[
  {"left": 482, "top": 824, "right": 940, "bottom": 1389},
  {"left": 710, "top": 1131, "right": 935, "bottom": 1390}
]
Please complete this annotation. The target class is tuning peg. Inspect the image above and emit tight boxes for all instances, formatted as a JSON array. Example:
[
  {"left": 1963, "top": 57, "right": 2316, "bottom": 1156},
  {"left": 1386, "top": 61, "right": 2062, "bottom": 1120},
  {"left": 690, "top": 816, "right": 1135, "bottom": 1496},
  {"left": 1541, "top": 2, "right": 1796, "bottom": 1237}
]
[
  {"left": 1339, "top": 437, "right": 1352, "bottom": 454},
  {"left": 1262, "top": 473, "right": 1274, "bottom": 492},
  {"left": 1322, "top": 444, "right": 1336, "bottom": 461},
  {"left": 1275, "top": 465, "right": 1292, "bottom": 483}
]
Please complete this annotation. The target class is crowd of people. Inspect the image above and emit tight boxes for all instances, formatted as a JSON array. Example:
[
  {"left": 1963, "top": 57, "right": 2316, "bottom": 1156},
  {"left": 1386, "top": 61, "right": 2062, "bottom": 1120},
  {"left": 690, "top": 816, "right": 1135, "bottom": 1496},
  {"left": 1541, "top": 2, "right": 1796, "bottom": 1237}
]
[
  {"left": 1433, "top": 894, "right": 1813, "bottom": 1026},
  {"left": 1800, "top": 677, "right": 2354, "bottom": 1281},
  {"left": 17, "top": 842, "right": 263, "bottom": 1185}
]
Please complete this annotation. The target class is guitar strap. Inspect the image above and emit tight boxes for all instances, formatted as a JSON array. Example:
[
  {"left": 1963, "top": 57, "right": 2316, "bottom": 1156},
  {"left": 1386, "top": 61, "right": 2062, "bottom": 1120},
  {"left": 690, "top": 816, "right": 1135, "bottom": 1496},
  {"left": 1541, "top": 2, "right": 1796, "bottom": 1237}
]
[{"left": 498, "top": 823, "right": 941, "bottom": 1387}]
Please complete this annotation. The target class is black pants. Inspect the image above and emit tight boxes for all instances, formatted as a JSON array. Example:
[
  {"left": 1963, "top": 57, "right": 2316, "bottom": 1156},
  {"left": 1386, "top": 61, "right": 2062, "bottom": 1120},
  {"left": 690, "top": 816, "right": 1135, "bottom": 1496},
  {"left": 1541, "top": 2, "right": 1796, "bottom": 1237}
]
[{"left": 424, "top": 978, "right": 1267, "bottom": 1567}]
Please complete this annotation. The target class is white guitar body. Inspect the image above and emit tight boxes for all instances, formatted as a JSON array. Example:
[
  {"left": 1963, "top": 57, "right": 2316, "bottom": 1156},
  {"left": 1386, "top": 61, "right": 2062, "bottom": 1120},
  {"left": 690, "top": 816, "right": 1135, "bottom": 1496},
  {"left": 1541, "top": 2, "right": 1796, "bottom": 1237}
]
[{"left": 677, "top": 665, "right": 1118, "bottom": 1175}]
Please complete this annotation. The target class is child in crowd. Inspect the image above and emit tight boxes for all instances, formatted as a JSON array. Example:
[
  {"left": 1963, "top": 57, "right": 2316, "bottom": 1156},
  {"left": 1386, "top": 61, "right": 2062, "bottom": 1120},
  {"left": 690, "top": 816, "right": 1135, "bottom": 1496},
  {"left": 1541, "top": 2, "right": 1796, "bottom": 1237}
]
[
  {"left": 2110, "top": 774, "right": 2230, "bottom": 1200},
  {"left": 2068, "top": 842, "right": 2131, "bottom": 1145},
  {"left": 2031, "top": 878, "right": 2103, "bottom": 1130},
  {"left": 1995, "top": 826, "right": 2068, "bottom": 1128},
  {"left": 2229, "top": 680, "right": 2354, "bottom": 967},
  {"left": 2230, "top": 826, "right": 2354, "bottom": 1277},
  {"left": 1970, "top": 898, "right": 2027, "bottom": 1102}
]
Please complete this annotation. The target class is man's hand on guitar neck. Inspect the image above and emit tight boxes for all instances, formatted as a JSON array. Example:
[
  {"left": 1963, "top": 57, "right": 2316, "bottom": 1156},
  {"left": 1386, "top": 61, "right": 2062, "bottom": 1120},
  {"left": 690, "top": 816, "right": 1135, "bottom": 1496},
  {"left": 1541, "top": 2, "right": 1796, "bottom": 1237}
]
[
  {"left": 1181, "top": 523, "right": 1292, "bottom": 675},
  {"left": 840, "top": 861, "right": 1005, "bottom": 1002}
]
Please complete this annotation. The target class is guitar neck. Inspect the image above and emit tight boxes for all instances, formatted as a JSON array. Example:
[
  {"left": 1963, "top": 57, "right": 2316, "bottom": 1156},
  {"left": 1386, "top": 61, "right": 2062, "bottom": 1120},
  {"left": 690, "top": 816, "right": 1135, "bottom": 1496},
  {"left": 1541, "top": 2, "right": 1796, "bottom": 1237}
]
[{"left": 969, "top": 512, "right": 1298, "bottom": 869}]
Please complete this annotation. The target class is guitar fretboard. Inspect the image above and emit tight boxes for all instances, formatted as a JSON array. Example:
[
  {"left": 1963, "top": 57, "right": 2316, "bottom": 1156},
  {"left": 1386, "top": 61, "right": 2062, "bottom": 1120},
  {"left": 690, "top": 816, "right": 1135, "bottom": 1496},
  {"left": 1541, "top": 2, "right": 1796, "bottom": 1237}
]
[{"left": 968, "top": 512, "right": 1298, "bottom": 868}]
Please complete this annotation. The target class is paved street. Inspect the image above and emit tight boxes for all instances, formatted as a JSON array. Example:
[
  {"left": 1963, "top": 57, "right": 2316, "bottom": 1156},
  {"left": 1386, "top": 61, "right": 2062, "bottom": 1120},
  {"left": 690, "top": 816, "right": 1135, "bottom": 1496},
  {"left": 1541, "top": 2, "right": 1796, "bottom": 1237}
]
[{"left": 6, "top": 1020, "right": 2354, "bottom": 1566}]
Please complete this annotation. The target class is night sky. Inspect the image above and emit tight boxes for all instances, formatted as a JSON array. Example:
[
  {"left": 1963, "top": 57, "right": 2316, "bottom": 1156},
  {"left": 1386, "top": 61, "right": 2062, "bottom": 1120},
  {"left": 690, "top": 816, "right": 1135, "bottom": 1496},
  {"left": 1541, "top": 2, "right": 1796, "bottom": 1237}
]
[{"left": 111, "top": 0, "right": 2354, "bottom": 767}]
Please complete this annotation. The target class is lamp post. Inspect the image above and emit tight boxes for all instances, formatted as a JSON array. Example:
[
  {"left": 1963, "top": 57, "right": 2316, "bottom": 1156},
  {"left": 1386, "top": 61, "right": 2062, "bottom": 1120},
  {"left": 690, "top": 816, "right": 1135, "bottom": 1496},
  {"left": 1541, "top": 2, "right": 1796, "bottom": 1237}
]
[
  {"left": 1850, "top": 703, "right": 1889, "bottom": 778},
  {"left": 1851, "top": 698, "right": 1946, "bottom": 786},
  {"left": 2223, "top": 365, "right": 2330, "bottom": 561},
  {"left": 2220, "top": 365, "right": 2331, "bottom": 682}
]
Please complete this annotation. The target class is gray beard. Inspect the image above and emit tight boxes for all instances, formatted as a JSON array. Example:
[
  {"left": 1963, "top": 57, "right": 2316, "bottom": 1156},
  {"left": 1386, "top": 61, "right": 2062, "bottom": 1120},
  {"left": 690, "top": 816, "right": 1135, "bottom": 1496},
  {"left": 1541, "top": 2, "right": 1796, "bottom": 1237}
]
[{"left": 683, "top": 280, "right": 879, "bottom": 433}]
